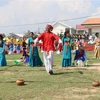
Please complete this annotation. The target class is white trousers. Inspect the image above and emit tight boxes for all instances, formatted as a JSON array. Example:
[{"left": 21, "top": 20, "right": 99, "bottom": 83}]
[
  {"left": 9, "top": 51, "right": 13, "bottom": 54},
  {"left": 43, "top": 51, "right": 54, "bottom": 73},
  {"left": 17, "top": 50, "right": 20, "bottom": 54}
]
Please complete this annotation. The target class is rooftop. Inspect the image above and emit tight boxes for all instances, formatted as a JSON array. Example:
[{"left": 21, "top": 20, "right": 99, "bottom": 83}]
[
  {"left": 76, "top": 24, "right": 87, "bottom": 30},
  {"left": 82, "top": 18, "right": 100, "bottom": 25}
]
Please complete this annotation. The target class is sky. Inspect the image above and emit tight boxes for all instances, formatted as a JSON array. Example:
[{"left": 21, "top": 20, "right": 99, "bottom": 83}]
[{"left": 0, "top": 0, "right": 100, "bottom": 35}]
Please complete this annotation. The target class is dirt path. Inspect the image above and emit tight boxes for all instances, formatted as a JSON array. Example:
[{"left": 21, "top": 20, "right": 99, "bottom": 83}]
[
  {"left": 58, "top": 63, "right": 100, "bottom": 71},
  {"left": 86, "top": 63, "right": 100, "bottom": 70}
]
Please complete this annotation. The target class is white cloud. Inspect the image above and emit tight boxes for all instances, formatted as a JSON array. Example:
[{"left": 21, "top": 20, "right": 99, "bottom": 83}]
[
  {"left": 0, "top": 0, "right": 92, "bottom": 25},
  {"left": 0, "top": 0, "right": 49, "bottom": 26},
  {"left": 56, "top": 0, "right": 91, "bottom": 13},
  {"left": 92, "top": 7, "right": 100, "bottom": 17},
  {"left": 0, "top": 0, "right": 92, "bottom": 34}
]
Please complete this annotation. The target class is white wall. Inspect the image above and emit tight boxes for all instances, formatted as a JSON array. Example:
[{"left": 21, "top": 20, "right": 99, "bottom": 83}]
[
  {"left": 92, "top": 29, "right": 100, "bottom": 33},
  {"left": 52, "top": 24, "right": 68, "bottom": 35}
]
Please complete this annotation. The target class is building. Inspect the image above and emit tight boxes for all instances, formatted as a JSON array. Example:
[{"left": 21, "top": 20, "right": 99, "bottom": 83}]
[
  {"left": 76, "top": 24, "right": 88, "bottom": 34},
  {"left": 52, "top": 22, "right": 76, "bottom": 35},
  {"left": 8, "top": 33, "right": 23, "bottom": 39},
  {"left": 82, "top": 17, "right": 100, "bottom": 35}
]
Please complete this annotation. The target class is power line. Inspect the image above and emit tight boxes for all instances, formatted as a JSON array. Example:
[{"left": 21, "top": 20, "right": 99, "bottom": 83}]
[{"left": 0, "top": 13, "right": 100, "bottom": 27}]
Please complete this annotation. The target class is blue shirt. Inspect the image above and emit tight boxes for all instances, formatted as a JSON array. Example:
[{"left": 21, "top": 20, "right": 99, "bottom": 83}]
[{"left": 16, "top": 45, "right": 20, "bottom": 50}]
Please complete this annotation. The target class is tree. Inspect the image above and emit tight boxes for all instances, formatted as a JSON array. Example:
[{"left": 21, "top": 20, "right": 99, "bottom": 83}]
[{"left": 59, "top": 30, "right": 64, "bottom": 38}]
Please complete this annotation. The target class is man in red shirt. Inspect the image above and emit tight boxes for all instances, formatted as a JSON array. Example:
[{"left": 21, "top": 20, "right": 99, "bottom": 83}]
[{"left": 34, "top": 24, "right": 62, "bottom": 75}]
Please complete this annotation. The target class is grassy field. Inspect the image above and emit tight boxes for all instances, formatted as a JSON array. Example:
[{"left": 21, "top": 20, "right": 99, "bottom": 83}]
[{"left": 0, "top": 51, "right": 100, "bottom": 100}]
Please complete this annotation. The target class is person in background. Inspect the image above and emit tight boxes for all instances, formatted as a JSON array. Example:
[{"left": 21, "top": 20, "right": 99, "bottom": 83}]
[
  {"left": 28, "top": 32, "right": 35, "bottom": 67},
  {"left": 16, "top": 44, "right": 20, "bottom": 54},
  {"left": 4, "top": 42, "right": 9, "bottom": 55},
  {"left": 88, "top": 33, "right": 94, "bottom": 44},
  {"left": 22, "top": 37, "right": 27, "bottom": 50},
  {"left": 74, "top": 44, "right": 87, "bottom": 65},
  {"left": 77, "top": 35, "right": 82, "bottom": 42},
  {"left": 13, "top": 44, "right": 16, "bottom": 54},
  {"left": 71, "top": 39, "right": 76, "bottom": 54},
  {"left": 10, "top": 38, "right": 13, "bottom": 45},
  {"left": 62, "top": 29, "right": 72, "bottom": 67},
  {"left": 34, "top": 24, "right": 62, "bottom": 75},
  {"left": 0, "top": 34, "right": 7, "bottom": 66},
  {"left": 21, "top": 37, "right": 27, "bottom": 58},
  {"left": 62, "top": 39, "right": 72, "bottom": 67},
  {"left": 29, "top": 42, "right": 43, "bottom": 66},
  {"left": 94, "top": 33, "right": 100, "bottom": 59},
  {"left": 22, "top": 49, "right": 29, "bottom": 64},
  {"left": 28, "top": 32, "right": 42, "bottom": 67},
  {"left": 9, "top": 43, "right": 13, "bottom": 54}
]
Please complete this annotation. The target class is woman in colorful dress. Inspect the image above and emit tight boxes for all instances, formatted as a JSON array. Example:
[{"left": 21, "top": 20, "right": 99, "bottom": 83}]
[
  {"left": 0, "top": 34, "right": 7, "bottom": 66},
  {"left": 62, "top": 29, "right": 72, "bottom": 67},
  {"left": 28, "top": 32, "right": 43, "bottom": 67},
  {"left": 94, "top": 33, "right": 100, "bottom": 59}
]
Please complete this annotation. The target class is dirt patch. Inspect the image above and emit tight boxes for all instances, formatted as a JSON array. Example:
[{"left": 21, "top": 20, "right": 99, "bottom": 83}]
[
  {"left": 57, "top": 63, "right": 100, "bottom": 71},
  {"left": 72, "top": 87, "right": 97, "bottom": 93},
  {"left": 53, "top": 87, "right": 98, "bottom": 100},
  {"left": 3, "top": 71, "right": 14, "bottom": 75}
]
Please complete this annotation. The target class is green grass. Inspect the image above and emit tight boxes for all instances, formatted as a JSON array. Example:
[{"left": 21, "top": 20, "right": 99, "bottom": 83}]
[{"left": 0, "top": 51, "right": 100, "bottom": 100}]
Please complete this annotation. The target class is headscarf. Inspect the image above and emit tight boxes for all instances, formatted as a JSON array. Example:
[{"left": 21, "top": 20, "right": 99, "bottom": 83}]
[{"left": 46, "top": 24, "right": 53, "bottom": 31}]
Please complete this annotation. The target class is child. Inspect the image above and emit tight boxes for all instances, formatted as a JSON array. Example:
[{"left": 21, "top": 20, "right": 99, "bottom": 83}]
[
  {"left": 23, "top": 51, "right": 29, "bottom": 64},
  {"left": 74, "top": 44, "right": 87, "bottom": 66},
  {"left": 21, "top": 48, "right": 29, "bottom": 64}
]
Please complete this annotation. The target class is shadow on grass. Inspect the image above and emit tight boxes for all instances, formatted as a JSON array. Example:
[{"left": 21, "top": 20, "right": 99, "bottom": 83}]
[
  {"left": 0, "top": 64, "right": 24, "bottom": 71},
  {"left": 0, "top": 80, "right": 91, "bottom": 84},
  {"left": 89, "top": 65, "right": 100, "bottom": 67},
  {"left": 0, "top": 81, "right": 27, "bottom": 86},
  {"left": 0, "top": 80, "right": 34, "bottom": 83},
  {"left": 53, "top": 71, "right": 94, "bottom": 81},
  {"left": 0, "top": 77, "right": 93, "bottom": 84},
  {"left": 0, "top": 65, "right": 45, "bottom": 72},
  {"left": 24, "top": 80, "right": 91, "bottom": 84},
  {"left": 53, "top": 71, "right": 84, "bottom": 75}
]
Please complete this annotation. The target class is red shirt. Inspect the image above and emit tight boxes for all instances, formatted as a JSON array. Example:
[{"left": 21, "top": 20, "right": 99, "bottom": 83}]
[{"left": 38, "top": 32, "right": 60, "bottom": 51}]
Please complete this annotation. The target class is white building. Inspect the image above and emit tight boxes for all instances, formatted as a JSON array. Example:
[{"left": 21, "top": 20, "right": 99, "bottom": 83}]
[{"left": 52, "top": 22, "right": 76, "bottom": 35}]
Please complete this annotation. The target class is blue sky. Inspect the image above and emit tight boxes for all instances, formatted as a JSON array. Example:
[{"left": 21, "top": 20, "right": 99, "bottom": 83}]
[
  {"left": 0, "top": 0, "right": 9, "bottom": 6},
  {"left": 0, "top": 0, "right": 100, "bottom": 35}
]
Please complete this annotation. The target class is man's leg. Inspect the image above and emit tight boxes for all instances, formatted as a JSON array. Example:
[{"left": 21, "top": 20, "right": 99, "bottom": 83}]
[
  {"left": 51, "top": 51, "right": 54, "bottom": 67},
  {"left": 43, "top": 51, "right": 49, "bottom": 73},
  {"left": 47, "top": 51, "right": 54, "bottom": 74}
]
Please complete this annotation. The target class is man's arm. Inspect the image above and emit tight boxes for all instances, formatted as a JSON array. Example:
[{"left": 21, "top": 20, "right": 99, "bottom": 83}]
[
  {"left": 53, "top": 34, "right": 62, "bottom": 44},
  {"left": 53, "top": 34, "right": 62, "bottom": 52}
]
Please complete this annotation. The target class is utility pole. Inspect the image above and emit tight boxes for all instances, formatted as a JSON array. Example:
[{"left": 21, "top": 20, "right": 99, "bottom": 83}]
[{"left": 38, "top": 27, "right": 40, "bottom": 34}]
